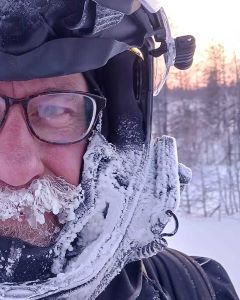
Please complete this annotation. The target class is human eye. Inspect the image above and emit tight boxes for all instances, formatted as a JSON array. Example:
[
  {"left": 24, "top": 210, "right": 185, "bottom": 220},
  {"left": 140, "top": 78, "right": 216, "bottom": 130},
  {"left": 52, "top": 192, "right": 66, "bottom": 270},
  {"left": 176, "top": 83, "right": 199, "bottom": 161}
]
[
  {"left": 29, "top": 95, "right": 80, "bottom": 121},
  {"left": 28, "top": 94, "right": 87, "bottom": 131},
  {"left": 37, "top": 104, "right": 73, "bottom": 119}
]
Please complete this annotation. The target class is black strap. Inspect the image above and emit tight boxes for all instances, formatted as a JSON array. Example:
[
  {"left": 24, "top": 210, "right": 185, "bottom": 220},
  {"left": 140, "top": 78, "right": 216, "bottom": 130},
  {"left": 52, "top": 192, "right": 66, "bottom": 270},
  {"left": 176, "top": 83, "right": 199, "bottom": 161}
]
[
  {"left": 0, "top": 38, "right": 128, "bottom": 81},
  {"left": 142, "top": 248, "right": 217, "bottom": 300}
]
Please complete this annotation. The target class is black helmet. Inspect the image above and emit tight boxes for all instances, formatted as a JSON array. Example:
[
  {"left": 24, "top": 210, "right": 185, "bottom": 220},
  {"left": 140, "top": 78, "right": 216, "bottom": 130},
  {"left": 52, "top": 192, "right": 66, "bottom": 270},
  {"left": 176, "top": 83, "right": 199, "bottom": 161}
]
[
  {"left": 0, "top": 1, "right": 195, "bottom": 299},
  {"left": 0, "top": 0, "right": 195, "bottom": 144}
]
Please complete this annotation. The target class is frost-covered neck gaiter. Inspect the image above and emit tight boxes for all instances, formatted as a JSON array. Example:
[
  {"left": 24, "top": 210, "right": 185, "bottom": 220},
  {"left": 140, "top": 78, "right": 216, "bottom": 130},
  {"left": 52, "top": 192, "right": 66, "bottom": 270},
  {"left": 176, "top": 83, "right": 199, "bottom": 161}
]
[{"left": 0, "top": 131, "right": 191, "bottom": 299}]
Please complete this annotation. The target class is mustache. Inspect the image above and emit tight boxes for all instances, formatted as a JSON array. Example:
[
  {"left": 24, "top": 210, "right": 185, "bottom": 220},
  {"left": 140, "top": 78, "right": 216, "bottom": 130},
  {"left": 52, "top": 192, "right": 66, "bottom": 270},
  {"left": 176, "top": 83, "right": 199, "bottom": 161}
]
[{"left": 0, "top": 176, "right": 84, "bottom": 228}]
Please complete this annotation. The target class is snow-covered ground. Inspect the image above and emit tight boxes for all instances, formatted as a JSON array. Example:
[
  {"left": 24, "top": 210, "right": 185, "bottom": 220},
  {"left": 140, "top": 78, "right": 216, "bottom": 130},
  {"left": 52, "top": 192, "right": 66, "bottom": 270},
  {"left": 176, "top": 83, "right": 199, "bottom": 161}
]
[{"left": 166, "top": 216, "right": 240, "bottom": 297}]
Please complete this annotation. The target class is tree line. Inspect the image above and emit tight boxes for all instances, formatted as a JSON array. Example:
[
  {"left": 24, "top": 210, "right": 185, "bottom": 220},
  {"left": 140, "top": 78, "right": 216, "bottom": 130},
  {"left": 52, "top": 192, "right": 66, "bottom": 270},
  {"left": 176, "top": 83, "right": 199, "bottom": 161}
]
[{"left": 153, "top": 44, "right": 240, "bottom": 219}]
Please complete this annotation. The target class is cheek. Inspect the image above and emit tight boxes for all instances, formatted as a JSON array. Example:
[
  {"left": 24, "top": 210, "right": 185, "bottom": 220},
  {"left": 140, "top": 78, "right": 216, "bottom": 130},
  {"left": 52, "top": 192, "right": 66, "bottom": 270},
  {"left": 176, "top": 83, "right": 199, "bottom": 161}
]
[{"left": 40, "top": 142, "right": 87, "bottom": 185}]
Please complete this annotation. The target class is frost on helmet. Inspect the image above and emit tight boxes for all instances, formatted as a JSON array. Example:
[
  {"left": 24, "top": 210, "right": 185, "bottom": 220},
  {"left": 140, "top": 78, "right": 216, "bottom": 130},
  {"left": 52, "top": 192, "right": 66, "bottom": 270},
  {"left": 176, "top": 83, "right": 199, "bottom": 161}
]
[{"left": 0, "top": 0, "right": 124, "bottom": 54}]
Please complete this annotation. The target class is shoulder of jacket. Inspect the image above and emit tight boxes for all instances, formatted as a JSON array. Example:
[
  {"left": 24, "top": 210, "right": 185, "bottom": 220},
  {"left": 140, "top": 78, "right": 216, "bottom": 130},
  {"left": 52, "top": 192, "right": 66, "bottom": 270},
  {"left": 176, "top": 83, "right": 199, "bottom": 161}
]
[{"left": 142, "top": 248, "right": 239, "bottom": 300}]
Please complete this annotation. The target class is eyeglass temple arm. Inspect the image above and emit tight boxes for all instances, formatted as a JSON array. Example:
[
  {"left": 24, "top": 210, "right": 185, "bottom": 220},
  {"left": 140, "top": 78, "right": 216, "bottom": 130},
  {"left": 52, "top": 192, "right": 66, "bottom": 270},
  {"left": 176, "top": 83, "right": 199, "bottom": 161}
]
[{"left": 83, "top": 71, "right": 105, "bottom": 97}]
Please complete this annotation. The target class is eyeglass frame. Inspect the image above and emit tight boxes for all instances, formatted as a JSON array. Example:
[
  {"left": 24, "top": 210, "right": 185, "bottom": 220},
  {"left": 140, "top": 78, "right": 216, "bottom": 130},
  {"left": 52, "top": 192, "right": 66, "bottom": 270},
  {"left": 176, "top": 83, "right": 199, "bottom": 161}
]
[{"left": 0, "top": 90, "right": 107, "bottom": 145}]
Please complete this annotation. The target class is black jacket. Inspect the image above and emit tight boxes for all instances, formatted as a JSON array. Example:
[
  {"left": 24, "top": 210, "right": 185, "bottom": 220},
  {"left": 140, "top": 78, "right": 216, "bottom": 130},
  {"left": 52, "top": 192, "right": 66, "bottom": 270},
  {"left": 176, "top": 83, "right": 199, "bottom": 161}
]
[{"left": 98, "top": 248, "right": 239, "bottom": 300}]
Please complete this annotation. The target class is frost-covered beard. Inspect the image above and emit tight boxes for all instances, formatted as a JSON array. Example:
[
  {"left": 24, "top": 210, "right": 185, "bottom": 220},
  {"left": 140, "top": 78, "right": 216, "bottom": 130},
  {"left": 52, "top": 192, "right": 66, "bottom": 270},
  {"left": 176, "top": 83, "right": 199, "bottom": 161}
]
[{"left": 0, "top": 177, "right": 84, "bottom": 247}]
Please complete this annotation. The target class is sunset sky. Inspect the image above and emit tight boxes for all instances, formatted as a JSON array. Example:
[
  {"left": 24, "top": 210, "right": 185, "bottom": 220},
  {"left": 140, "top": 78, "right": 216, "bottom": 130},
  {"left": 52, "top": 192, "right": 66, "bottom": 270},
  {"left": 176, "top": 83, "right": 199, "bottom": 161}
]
[{"left": 161, "top": 0, "right": 240, "bottom": 61}]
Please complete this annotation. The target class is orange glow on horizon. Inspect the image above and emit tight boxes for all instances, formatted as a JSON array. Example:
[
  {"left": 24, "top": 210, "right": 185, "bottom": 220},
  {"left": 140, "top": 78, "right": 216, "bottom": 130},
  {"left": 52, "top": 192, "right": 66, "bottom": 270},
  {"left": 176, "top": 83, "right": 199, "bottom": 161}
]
[
  {"left": 159, "top": 0, "right": 240, "bottom": 88},
  {"left": 161, "top": 0, "right": 240, "bottom": 61}
]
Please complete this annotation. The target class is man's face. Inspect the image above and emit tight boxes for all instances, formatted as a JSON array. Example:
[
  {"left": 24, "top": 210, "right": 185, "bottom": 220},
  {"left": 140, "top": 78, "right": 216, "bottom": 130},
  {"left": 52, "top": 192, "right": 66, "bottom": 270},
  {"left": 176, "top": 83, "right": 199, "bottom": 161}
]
[{"left": 0, "top": 73, "right": 88, "bottom": 246}]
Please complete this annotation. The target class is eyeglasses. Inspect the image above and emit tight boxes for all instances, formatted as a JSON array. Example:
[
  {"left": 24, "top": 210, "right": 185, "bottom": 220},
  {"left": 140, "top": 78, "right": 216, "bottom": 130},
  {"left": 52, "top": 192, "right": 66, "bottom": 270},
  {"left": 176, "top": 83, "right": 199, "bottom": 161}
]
[{"left": 0, "top": 91, "right": 106, "bottom": 145}]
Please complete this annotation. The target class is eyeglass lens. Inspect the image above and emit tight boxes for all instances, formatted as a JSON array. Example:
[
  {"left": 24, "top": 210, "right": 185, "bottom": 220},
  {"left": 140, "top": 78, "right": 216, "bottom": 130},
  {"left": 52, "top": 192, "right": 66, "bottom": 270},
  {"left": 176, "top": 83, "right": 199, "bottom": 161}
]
[{"left": 0, "top": 93, "right": 96, "bottom": 144}]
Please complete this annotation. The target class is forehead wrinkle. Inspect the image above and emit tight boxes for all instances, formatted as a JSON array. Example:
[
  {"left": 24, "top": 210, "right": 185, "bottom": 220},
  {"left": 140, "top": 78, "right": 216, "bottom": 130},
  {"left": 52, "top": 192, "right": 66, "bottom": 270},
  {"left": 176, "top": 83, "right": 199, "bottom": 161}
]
[
  {"left": 0, "top": 74, "right": 87, "bottom": 99},
  {"left": 0, "top": 81, "right": 15, "bottom": 98},
  {"left": 51, "top": 74, "right": 87, "bottom": 91}
]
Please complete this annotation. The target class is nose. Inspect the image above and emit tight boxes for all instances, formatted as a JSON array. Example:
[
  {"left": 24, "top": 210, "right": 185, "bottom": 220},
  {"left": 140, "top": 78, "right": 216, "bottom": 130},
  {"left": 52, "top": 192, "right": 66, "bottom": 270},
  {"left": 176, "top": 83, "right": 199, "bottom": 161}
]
[{"left": 0, "top": 105, "right": 44, "bottom": 187}]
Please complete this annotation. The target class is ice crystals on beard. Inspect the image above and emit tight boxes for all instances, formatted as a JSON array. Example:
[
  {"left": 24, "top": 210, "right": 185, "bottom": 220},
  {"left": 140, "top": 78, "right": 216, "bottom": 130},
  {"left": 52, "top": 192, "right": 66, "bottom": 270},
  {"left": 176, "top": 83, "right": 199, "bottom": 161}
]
[{"left": 0, "top": 177, "right": 85, "bottom": 229}]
